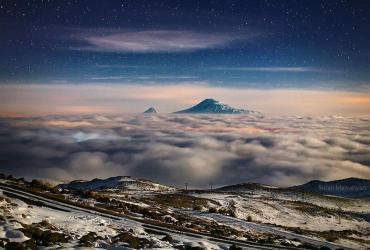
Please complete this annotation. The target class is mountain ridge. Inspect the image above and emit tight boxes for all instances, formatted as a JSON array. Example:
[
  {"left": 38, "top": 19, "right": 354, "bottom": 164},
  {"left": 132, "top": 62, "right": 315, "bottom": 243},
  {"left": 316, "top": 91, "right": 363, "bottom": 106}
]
[
  {"left": 58, "top": 175, "right": 369, "bottom": 198},
  {"left": 289, "top": 177, "right": 370, "bottom": 198}
]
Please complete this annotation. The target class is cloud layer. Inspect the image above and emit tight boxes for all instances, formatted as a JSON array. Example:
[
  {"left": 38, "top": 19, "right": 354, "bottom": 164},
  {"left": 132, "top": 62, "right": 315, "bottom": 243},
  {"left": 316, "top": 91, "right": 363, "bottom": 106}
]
[{"left": 0, "top": 114, "right": 369, "bottom": 188}]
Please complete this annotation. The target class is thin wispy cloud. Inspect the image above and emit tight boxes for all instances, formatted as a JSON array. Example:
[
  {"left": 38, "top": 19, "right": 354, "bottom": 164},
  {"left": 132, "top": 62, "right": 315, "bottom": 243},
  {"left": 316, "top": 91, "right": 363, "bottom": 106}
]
[
  {"left": 209, "top": 67, "right": 342, "bottom": 73},
  {"left": 95, "top": 64, "right": 157, "bottom": 69},
  {"left": 70, "top": 29, "right": 255, "bottom": 53},
  {"left": 89, "top": 76, "right": 199, "bottom": 80}
]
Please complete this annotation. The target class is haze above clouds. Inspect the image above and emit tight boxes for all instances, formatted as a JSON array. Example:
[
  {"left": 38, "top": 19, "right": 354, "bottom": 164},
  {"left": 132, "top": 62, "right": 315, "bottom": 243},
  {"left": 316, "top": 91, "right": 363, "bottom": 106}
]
[{"left": 1, "top": 84, "right": 370, "bottom": 117}]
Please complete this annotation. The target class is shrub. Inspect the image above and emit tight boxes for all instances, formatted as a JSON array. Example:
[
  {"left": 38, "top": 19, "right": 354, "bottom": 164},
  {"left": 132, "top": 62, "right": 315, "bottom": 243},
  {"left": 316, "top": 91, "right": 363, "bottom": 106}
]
[
  {"left": 208, "top": 207, "right": 217, "bottom": 213},
  {"left": 246, "top": 215, "right": 252, "bottom": 222},
  {"left": 29, "top": 179, "right": 53, "bottom": 190},
  {"left": 229, "top": 200, "right": 237, "bottom": 208},
  {"left": 193, "top": 204, "right": 202, "bottom": 211},
  {"left": 324, "top": 234, "right": 338, "bottom": 242},
  {"left": 162, "top": 234, "right": 173, "bottom": 243},
  {"left": 229, "top": 210, "right": 237, "bottom": 218}
]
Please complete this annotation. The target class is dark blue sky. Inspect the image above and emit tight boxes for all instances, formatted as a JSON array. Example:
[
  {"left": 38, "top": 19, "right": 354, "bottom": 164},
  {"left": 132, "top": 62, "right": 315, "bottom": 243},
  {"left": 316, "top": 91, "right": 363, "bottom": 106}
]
[{"left": 1, "top": 0, "right": 369, "bottom": 90}]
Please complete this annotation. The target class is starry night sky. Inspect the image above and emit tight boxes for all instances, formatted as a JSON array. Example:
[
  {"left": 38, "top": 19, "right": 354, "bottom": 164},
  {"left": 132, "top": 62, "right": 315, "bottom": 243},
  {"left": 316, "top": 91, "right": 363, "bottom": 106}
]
[
  {"left": 1, "top": 0, "right": 369, "bottom": 91},
  {"left": 0, "top": 1, "right": 370, "bottom": 185}
]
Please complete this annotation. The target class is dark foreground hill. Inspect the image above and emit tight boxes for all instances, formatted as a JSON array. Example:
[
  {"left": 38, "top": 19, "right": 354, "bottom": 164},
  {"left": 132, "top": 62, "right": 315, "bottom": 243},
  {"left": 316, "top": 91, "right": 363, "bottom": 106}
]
[{"left": 59, "top": 176, "right": 175, "bottom": 192}]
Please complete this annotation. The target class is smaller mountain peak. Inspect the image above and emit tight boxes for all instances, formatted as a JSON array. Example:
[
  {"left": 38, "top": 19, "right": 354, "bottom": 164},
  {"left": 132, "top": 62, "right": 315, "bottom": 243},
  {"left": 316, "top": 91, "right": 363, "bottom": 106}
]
[{"left": 143, "top": 107, "right": 158, "bottom": 114}]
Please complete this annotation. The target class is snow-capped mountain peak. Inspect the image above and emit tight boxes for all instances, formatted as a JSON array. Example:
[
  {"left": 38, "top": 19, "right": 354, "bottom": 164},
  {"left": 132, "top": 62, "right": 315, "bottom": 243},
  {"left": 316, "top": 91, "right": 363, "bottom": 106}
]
[{"left": 175, "top": 98, "right": 262, "bottom": 115}]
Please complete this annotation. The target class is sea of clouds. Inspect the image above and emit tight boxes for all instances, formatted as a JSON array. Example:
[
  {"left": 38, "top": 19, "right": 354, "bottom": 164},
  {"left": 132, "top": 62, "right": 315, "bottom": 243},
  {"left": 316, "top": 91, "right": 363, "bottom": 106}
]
[{"left": 0, "top": 114, "right": 369, "bottom": 188}]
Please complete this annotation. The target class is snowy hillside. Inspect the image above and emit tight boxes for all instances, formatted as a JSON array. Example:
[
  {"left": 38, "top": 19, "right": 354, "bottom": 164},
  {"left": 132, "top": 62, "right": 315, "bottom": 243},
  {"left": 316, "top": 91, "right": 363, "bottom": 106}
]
[
  {"left": 1, "top": 175, "right": 369, "bottom": 249},
  {"left": 59, "top": 176, "right": 175, "bottom": 192},
  {"left": 175, "top": 98, "right": 262, "bottom": 115},
  {"left": 0, "top": 189, "right": 227, "bottom": 249}
]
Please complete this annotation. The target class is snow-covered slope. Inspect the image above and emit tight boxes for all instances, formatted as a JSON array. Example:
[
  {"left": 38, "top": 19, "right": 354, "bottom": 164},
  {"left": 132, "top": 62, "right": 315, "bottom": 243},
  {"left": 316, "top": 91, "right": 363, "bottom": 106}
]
[
  {"left": 192, "top": 191, "right": 370, "bottom": 249},
  {"left": 289, "top": 178, "right": 370, "bottom": 198},
  {"left": 175, "top": 98, "right": 262, "bottom": 115},
  {"left": 143, "top": 107, "right": 158, "bottom": 114},
  {"left": 0, "top": 189, "right": 225, "bottom": 249},
  {"left": 59, "top": 176, "right": 175, "bottom": 192}
]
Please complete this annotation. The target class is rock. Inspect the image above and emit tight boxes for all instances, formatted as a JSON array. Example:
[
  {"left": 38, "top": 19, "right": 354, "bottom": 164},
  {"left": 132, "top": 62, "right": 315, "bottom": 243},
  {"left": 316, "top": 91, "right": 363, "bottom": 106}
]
[
  {"left": 41, "top": 230, "right": 68, "bottom": 245},
  {"left": 20, "top": 225, "right": 69, "bottom": 246},
  {"left": 39, "top": 220, "right": 57, "bottom": 230},
  {"left": 257, "top": 237, "right": 274, "bottom": 244},
  {"left": 95, "top": 239, "right": 110, "bottom": 248},
  {"left": 32, "top": 227, "right": 44, "bottom": 239},
  {"left": 23, "top": 239, "right": 37, "bottom": 250},
  {"left": 5, "top": 230, "right": 25, "bottom": 239},
  {"left": 113, "top": 231, "right": 151, "bottom": 248},
  {"left": 229, "top": 244, "right": 242, "bottom": 250},
  {"left": 0, "top": 238, "right": 10, "bottom": 248},
  {"left": 5, "top": 242, "right": 25, "bottom": 250},
  {"left": 20, "top": 226, "right": 41, "bottom": 239},
  {"left": 162, "top": 234, "right": 174, "bottom": 243},
  {"left": 0, "top": 214, "right": 6, "bottom": 222},
  {"left": 185, "top": 246, "right": 206, "bottom": 250},
  {"left": 4, "top": 240, "right": 36, "bottom": 250},
  {"left": 80, "top": 232, "right": 100, "bottom": 247},
  {"left": 20, "top": 220, "right": 71, "bottom": 246}
]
